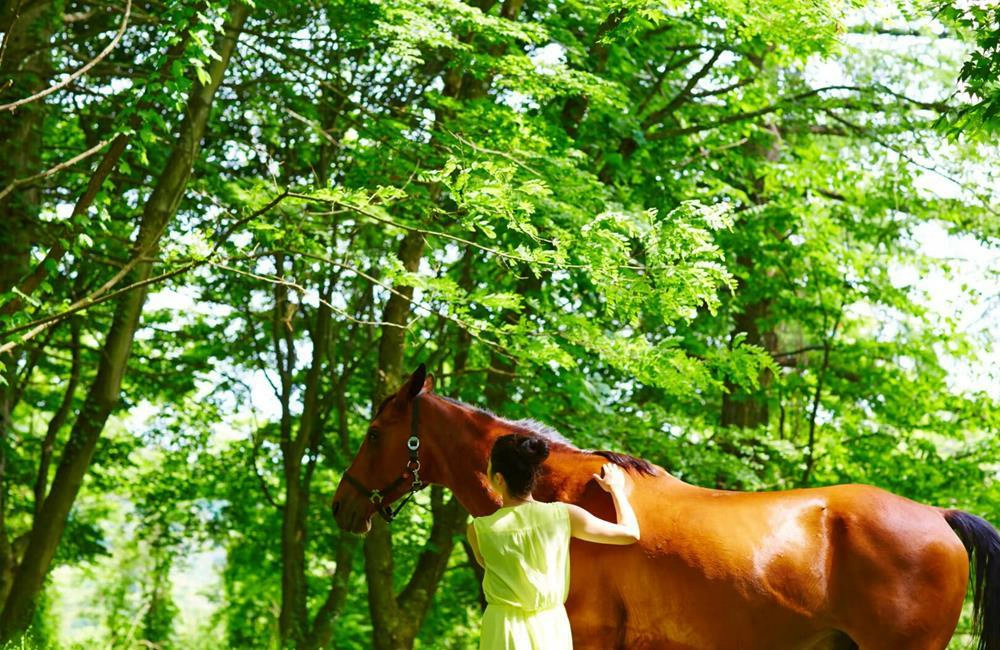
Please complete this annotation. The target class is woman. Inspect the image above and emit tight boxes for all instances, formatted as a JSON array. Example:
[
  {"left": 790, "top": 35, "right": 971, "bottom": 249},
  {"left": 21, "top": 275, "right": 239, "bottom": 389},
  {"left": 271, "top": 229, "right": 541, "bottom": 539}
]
[{"left": 467, "top": 433, "right": 641, "bottom": 650}]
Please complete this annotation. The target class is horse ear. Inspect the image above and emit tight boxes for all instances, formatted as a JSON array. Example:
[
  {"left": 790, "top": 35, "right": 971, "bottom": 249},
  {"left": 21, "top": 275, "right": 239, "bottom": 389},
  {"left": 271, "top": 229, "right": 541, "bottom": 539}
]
[
  {"left": 423, "top": 372, "right": 435, "bottom": 393},
  {"left": 404, "top": 363, "right": 427, "bottom": 400}
]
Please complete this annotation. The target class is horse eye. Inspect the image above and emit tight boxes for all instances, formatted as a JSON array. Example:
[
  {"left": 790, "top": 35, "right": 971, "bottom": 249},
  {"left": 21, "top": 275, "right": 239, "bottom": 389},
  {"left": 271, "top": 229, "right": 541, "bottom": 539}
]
[{"left": 367, "top": 428, "right": 379, "bottom": 442}]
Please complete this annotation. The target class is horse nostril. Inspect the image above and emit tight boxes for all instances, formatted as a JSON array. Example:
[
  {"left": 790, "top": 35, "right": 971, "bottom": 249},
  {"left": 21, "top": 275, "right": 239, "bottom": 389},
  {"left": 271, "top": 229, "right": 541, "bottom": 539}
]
[{"left": 332, "top": 501, "right": 341, "bottom": 516}]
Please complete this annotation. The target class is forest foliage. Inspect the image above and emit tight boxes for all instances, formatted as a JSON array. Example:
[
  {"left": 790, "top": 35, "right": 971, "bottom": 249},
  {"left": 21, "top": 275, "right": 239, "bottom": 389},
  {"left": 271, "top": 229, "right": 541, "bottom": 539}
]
[{"left": 0, "top": 0, "right": 997, "bottom": 647}]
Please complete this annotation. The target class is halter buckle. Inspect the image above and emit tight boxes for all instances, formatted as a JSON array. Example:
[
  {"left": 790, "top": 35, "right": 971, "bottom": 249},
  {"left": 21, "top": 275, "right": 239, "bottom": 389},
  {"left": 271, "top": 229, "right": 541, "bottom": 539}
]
[{"left": 369, "top": 489, "right": 382, "bottom": 504}]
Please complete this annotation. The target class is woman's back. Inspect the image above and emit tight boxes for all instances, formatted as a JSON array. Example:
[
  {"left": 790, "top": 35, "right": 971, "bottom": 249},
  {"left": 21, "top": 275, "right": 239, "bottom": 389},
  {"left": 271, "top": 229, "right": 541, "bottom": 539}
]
[{"left": 473, "top": 500, "right": 573, "bottom": 648}]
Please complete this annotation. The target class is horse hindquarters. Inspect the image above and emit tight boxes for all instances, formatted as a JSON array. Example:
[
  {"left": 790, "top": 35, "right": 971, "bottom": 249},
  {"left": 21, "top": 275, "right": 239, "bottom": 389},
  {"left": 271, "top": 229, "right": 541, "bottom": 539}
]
[
  {"left": 828, "top": 494, "right": 971, "bottom": 650},
  {"left": 944, "top": 510, "right": 1000, "bottom": 650}
]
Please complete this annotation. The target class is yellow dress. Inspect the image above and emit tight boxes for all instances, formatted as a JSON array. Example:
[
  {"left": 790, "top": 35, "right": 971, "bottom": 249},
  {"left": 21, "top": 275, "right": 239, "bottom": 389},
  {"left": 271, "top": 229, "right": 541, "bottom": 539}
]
[{"left": 472, "top": 500, "right": 573, "bottom": 650}]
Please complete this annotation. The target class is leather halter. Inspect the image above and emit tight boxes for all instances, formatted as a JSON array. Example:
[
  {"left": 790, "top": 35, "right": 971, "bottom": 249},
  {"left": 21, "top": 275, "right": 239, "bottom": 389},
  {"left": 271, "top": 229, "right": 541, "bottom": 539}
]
[{"left": 341, "top": 392, "right": 427, "bottom": 522}]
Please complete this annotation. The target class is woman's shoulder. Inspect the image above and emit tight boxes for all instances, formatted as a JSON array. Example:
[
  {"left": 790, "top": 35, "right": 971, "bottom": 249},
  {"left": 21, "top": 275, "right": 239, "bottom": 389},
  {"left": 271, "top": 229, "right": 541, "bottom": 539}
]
[
  {"left": 532, "top": 500, "right": 568, "bottom": 515},
  {"left": 550, "top": 500, "right": 570, "bottom": 521},
  {"left": 533, "top": 500, "right": 569, "bottom": 525},
  {"left": 474, "top": 500, "right": 561, "bottom": 524}
]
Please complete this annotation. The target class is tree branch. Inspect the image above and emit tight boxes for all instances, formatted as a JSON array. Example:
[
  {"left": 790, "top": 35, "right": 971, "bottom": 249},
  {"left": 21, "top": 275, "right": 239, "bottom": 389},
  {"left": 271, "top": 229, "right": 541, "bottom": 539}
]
[
  {"left": 0, "top": 0, "right": 131, "bottom": 112},
  {"left": 0, "top": 137, "right": 111, "bottom": 202}
]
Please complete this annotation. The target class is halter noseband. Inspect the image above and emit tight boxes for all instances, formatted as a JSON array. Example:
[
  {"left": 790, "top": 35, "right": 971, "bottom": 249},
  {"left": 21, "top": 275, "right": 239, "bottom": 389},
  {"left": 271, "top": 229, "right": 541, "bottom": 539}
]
[{"left": 341, "top": 392, "right": 427, "bottom": 523}]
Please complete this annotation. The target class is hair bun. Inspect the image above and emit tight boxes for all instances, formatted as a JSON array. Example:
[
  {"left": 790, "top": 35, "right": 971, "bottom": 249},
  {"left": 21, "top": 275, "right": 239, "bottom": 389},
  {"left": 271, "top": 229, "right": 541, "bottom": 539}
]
[{"left": 518, "top": 436, "right": 550, "bottom": 464}]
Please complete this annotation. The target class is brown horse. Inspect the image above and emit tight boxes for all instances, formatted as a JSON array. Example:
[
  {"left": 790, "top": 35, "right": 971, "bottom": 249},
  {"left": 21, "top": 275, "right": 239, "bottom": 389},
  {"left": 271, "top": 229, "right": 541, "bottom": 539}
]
[{"left": 332, "top": 364, "right": 1000, "bottom": 650}]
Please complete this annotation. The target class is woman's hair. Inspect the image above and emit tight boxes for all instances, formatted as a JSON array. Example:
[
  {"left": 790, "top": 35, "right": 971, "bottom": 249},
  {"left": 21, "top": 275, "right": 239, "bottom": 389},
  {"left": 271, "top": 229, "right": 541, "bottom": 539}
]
[{"left": 489, "top": 433, "right": 550, "bottom": 498}]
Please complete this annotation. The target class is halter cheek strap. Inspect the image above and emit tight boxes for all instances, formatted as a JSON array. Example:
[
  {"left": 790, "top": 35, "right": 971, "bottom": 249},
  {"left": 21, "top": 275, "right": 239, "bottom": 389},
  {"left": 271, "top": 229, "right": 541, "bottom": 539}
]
[{"left": 341, "top": 393, "right": 428, "bottom": 523}]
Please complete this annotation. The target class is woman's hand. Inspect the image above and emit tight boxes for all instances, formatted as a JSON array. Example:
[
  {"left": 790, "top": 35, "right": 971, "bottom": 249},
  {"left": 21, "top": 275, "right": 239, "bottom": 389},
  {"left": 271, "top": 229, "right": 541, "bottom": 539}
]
[
  {"left": 593, "top": 463, "right": 626, "bottom": 494},
  {"left": 567, "top": 462, "right": 640, "bottom": 545}
]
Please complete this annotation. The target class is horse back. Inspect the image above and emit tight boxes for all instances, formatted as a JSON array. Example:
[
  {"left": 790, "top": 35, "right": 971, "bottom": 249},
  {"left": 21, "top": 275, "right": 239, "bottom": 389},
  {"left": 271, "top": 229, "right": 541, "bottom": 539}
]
[{"left": 568, "top": 477, "right": 969, "bottom": 649}]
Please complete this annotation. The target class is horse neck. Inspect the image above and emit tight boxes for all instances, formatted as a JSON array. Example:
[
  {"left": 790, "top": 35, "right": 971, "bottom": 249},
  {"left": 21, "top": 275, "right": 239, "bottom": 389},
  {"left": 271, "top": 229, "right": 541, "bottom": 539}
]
[{"left": 425, "top": 397, "right": 594, "bottom": 517}]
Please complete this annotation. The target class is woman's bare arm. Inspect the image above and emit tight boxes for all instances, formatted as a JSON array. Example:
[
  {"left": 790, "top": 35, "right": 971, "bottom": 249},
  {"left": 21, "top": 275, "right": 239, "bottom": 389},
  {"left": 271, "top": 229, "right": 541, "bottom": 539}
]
[
  {"left": 566, "top": 463, "right": 640, "bottom": 545},
  {"left": 466, "top": 521, "right": 486, "bottom": 567}
]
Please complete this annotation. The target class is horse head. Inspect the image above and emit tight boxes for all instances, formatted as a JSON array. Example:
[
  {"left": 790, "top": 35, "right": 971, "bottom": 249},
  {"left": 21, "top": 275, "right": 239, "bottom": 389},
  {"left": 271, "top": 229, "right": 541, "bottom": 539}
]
[{"left": 331, "top": 363, "right": 438, "bottom": 534}]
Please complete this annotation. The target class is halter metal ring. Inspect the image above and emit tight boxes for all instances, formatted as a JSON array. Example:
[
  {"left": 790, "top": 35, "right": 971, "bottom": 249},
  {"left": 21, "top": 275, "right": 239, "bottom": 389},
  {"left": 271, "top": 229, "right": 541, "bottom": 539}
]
[{"left": 407, "top": 436, "right": 420, "bottom": 451}]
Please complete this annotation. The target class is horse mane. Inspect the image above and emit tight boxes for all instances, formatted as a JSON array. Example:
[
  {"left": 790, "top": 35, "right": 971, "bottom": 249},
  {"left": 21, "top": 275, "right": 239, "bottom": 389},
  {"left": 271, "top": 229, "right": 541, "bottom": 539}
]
[
  {"left": 589, "top": 450, "right": 659, "bottom": 477},
  {"left": 434, "top": 394, "right": 659, "bottom": 477}
]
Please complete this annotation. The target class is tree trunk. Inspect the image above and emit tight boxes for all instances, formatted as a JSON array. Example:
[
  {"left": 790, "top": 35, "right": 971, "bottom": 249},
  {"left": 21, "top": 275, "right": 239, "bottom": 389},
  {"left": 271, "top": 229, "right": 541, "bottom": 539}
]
[
  {"left": 0, "top": 0, "right": 57, "bottom": 605},
  {"left": 720, "top": 129, "right": 783, "bottom": 429},
  {"left": 0, "top": 2, "right": 251, "bottom": 638},
  {"left": 365, "top": 230, "right": 425, "bottom": 650},
  {"left": 362, "top": 0, "right": 538, "bottom": 641},
  {"left": 484, "top": 271, "right": 542, "bottom": 407},
  {"left": 279, "top": 290, "right": 333, "bottom": 646},
  {"left": 304, "top": 532, "right": 360, "bottom": 650},
  {"left": 0, "top": 0, "right": 55, "bottom": 295},
  {"left": 360, "top": 230, "right": 479, "bottom": 650},
  {"left": 720, "top": 291, "right": 778, "bottom": 428}
]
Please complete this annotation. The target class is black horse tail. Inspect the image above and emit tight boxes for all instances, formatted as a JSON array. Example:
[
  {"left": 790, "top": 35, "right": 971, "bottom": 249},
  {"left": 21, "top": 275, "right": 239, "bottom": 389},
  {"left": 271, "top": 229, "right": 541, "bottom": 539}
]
[{"left": 944, "top": 509, "right": 1000, "bottom": 650}]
